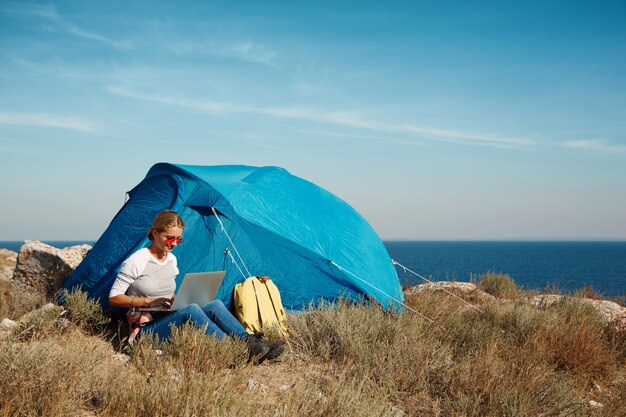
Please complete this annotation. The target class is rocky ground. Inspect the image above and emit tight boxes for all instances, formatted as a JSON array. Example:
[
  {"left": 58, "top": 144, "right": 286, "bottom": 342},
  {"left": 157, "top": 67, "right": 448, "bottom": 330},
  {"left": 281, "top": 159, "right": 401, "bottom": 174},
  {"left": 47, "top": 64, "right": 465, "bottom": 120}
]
[{"left": 406, "top": 281, "right": 626, "bottom": 331}]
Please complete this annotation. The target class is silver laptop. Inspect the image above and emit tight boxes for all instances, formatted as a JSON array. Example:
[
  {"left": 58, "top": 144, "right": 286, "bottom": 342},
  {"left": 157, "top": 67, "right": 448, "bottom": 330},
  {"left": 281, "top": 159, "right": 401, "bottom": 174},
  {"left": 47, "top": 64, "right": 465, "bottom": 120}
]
[{"left": 138, "top": 271, "right": 226, "bottom": 312}]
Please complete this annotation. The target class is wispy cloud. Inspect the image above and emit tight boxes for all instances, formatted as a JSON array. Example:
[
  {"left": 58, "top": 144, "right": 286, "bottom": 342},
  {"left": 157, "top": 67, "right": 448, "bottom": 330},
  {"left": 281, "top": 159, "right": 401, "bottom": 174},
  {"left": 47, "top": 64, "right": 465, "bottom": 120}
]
[
  {"left": 0, "top": 2, "right": 57, "bottom": 19},
  {"left": 560, "top": 139, "right": 626, "bottom": 154},
  {"left": 107, "top": 86, "right": 534, "bottom": 149},
  {"left": 299, "top": 129, "right": 427, "bottom": 147},
  {"left": 62, "top": 22, "right": 132, "bottom": 49},
  {"left": 256, "top": 105, "right": 534, "bottom": 149},
  {"left": 231, "top": 41, "right": 277, "bottom": 66},
  {"left": 0, "top": 2, "right": 132, "bottom": 49},
  {"left": 107, "top": 86, "right": 237, "bottom": 114},
  {"left": 0, "top": 112, "right": 97, "bottom": 132},
  {"left": 396, "top": 125, "right": 534, "bottom": 149},
  {"left": 300, "top": 129, "right": 393, "bottom": 142},
  {"left": 164, "top": 39, "right": 278, "bottom": 67}
]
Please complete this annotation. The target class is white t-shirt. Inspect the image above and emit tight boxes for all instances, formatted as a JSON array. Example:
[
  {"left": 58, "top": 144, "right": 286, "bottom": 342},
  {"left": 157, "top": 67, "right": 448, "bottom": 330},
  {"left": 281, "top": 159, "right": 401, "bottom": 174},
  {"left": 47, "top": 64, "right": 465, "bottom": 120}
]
[{"left": 109, "top": 248, "right": 178, "bottom": 299}]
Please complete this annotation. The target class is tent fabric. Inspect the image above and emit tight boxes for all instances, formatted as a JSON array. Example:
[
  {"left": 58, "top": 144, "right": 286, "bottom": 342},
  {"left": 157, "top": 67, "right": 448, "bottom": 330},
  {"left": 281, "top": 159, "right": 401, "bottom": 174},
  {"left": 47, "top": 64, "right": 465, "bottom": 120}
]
[{"left": 63, "top": 163, "right": 404, "bottom": 311}]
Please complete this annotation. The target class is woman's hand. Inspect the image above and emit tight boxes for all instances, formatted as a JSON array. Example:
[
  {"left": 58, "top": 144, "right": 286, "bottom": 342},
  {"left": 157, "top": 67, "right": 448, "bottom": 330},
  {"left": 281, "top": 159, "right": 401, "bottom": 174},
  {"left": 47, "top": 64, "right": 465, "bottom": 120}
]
[
  {"left": 145, "top": 297, "right": 172, "bottom": 309},
  {"left": 109, "top": 295, "right": 172, "bottom": 309}
]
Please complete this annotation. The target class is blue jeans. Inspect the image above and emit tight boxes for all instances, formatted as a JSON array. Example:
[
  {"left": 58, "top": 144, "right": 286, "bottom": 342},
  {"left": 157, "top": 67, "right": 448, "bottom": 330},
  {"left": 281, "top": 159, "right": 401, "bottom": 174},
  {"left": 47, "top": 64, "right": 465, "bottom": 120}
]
[{"left": 141, "top": 300, "right": 249, "bottom": 341}]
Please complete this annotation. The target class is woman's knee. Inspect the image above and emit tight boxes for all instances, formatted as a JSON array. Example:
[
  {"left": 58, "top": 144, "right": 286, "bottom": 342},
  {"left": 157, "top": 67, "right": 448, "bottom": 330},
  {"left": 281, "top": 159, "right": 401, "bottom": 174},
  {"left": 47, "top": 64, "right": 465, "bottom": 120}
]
[
  {"left": 180, "top": 303, "right": 205, "bottom": 319},
  {"left": 210, "top": 299, "right": 226, "bottom": 309},
  {"left": 202, "top": 299, "right": 227, "bottom": 314}
]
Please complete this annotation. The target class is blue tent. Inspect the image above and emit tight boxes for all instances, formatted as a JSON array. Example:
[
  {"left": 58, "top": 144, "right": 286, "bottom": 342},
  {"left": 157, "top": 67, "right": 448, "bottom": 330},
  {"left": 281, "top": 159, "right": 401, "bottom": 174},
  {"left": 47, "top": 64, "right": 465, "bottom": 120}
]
[{"left": 63, "top": 163, "right": 404, "bottom": 311}]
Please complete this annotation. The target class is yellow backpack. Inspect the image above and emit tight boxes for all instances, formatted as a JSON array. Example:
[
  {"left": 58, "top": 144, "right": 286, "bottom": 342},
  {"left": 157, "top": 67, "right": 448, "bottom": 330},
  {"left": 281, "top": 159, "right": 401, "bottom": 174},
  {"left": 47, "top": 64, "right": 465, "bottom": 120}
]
[{"left": 233, "top": 276, "right": 288, "bottom": 335}]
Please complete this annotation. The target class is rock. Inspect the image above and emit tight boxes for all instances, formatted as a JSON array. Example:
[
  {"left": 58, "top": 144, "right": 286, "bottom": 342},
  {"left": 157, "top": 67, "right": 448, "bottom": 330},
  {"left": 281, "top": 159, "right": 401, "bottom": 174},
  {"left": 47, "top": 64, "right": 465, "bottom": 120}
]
[
  {"left": 588, "top": 400, "right": 603, "bottom": 408},
  {"left": 55, "top": 317, "right": 71, "bottom": 328},
  {"left": 388, "top": 406, "right": 406, "bottom": 417},
  {"left": 404, "top": 282, "right": 495, "bottom": 305},
  {"left": 166, "top": 367, "right": 181, "bottom": 381},
  {"left": 403, "top": 282, "right": 492, "bottom": 315},
  {"left": 0, "top": 318, "right": 17, "bottom": 330},
  {"left": 404, "top": 282, "right": 625, "bottom": 330},
  {"left": 11, "top": 240, "right": 92, "bottom": 300},
  {"left": 40, "top": 302, "right": 58, "bottom": 312},
  {"left": 18, "top": 303, "right": 63, "bottom": 323},
  {"left": 1, "top": 305, "right": 65, "bottom": 340},
  {"left": 582, "top": 299, "right": 626, "bottom": 331},
  {"left": 111, "top": 353, "right": 130, "bottom": 365},
  {"left": 525, "top": 294, "right": 563, "bottom": 308},
  {"left": 404, "top": 281, "right": 480, "bottom": 295},
  {"left": 0, "top": 248, "right": 17, "bottom": 282},
  {"left": 70, "top": 411, "right": 97, "bottom": 417},
  {"left": 0, "top": 248, "right": 17, "bottom": 303},
  {"left": 247, "top": 379, "right": 268, "bottom": 396},
  {"left": 311, "top": 391, "right": 324, "bottom": 400},
  {"left": 524, "top": 294, "right": 626, "bottom": 331}
]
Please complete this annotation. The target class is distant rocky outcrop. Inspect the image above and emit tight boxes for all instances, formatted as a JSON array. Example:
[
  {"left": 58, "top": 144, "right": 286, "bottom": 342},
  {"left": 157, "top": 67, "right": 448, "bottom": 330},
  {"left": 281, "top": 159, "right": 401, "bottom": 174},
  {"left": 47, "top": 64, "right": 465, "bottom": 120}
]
[
  {"left": 404, "top": 282, "right": 626, "bottom": 331},
  {"left": 405, "top": 281, "right": 481, "bottom": 295},
  {"left": 11, "top": 240, "right": 92, "bottom": 300},
  {"left": 524, "top": 294, "right": 626, "bottom": 331},
  {"left": 404, "top": 281, "right": 495, "bottom": 302}
]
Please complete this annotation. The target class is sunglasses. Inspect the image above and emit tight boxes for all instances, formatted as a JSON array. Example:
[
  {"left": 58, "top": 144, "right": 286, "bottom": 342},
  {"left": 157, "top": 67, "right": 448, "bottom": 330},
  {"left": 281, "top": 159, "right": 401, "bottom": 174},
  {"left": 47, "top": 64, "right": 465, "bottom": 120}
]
[{"left": 163, "top": 236, "right": 184, "bottom": 244}]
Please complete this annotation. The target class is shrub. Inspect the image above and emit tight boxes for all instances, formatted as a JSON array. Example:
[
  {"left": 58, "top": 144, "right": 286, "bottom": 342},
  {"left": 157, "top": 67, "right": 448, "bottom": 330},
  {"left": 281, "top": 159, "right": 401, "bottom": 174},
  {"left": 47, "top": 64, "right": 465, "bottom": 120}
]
[
  {"left": 536, "top": 298, "right": 618, "bottom": 378},
  {"left": 572, "top": 285, "right": 625, "bottom": 307},
  {"left": 2, "top": 289, "right": 46, "bottom": 320},
  {"left": 104, "top": 327, "right": 257, "bottom": 417},
  {"left": 161, "top": 323, "right": 247, "bottom": 371},
  {"left": 60, "top": 289, "right": 109, "bottom": 334},
  {"left": 479, "top": 272, "right": 519, "bottom": 298},
  {"left": 279, "top": 373, "right": 396, "bottom": 417},
  {"left": 11, "top": 304, "right": 65, "bottom": 342},
  {"left": 0, "top": 330, "right": 118, "bottom": 417}
]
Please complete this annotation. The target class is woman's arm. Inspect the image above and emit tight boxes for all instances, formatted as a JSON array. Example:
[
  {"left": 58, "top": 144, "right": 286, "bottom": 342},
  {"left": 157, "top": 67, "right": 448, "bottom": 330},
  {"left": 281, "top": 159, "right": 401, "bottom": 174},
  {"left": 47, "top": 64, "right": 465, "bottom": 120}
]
[{"left": 109, "top": 294, "right": 172, "bottom": 309}]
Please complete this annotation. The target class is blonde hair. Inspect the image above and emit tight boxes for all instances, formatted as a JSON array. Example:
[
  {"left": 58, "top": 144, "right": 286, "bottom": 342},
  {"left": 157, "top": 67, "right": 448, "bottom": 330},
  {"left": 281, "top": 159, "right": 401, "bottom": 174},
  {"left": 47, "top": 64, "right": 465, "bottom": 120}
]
[{"left": 147, "top": 210, "right": 185, "bottom": 240}]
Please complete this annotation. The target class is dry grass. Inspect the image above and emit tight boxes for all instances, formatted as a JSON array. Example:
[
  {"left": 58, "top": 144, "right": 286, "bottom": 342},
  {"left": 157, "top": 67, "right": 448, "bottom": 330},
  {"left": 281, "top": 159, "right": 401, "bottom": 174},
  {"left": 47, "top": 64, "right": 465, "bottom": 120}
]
[
  {"left": 479, "top": 272, "right": 520, "bottom": 298},
  {"left": 0, "top": 287, "right": 46, "bottom": 320},
  {"left": 1, "top": 288, "right": 624, "bottom": 416},
  {"left": 574, "top": 285, "right": 626, "bottom": 307}
]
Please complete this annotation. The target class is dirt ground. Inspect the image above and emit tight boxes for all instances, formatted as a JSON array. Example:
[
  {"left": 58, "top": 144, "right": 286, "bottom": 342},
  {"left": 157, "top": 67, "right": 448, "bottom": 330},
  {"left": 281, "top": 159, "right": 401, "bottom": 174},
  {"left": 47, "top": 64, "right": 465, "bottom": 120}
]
[{"left": 243, "top": 351, "right": 330, "bottom": 408}]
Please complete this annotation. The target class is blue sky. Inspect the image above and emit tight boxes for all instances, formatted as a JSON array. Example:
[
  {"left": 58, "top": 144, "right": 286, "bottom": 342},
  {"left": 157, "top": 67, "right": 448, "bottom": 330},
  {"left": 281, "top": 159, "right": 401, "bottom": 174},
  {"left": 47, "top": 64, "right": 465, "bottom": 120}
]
[{"left": 1, "top": 1, "right": 625, "bottom": 241}]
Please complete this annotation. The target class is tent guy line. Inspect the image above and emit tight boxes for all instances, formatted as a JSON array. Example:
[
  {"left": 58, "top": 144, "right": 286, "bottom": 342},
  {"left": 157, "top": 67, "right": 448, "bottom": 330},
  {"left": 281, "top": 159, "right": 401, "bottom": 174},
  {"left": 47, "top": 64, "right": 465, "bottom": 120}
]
[
  {"left": 392, "top": 259, "right": 485, "bottom": 314},
  {"left": 329, "top": 260, "right": 436, "bottom": 323},
  {"left": 224, "top": 248, "right": 247, "bottom": 280},
  {"left": 212, "top": 206, "right": 252, "bottom": 278}
]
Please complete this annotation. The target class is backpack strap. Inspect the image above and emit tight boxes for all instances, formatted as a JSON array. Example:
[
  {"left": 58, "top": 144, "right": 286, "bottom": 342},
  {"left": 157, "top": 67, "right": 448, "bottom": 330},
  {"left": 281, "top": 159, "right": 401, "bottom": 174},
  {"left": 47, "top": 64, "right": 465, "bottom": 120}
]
[
  {"left": 263, "top": 280, "right": 282, "bottom": 325},
  {"left": 250, "top": 276, "right": 264, "bottom": 329}
]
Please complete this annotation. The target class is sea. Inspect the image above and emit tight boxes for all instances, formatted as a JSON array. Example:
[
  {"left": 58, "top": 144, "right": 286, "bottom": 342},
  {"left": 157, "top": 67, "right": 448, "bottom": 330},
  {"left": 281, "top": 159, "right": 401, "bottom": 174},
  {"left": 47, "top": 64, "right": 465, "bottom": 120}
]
[
  {"left": 1, "top": 240, "right": 625, "bottom": 297},
  {"left": 385, "top": 241, "right": 626, "bottom": 297}
]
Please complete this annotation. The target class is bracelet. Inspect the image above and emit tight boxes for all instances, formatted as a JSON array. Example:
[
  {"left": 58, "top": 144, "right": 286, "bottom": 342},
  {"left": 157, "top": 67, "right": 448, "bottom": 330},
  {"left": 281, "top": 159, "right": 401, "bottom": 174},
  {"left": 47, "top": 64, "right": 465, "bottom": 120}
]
[{"left": 130, "top": 297, "right": 135, "bottom": 307}]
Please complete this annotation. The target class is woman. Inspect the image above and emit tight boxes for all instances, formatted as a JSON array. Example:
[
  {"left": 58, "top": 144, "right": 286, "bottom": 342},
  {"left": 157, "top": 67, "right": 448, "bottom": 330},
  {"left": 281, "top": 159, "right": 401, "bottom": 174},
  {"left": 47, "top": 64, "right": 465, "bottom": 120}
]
[{"left": 108, "top": 210, "right": 282, "bottom": 363}]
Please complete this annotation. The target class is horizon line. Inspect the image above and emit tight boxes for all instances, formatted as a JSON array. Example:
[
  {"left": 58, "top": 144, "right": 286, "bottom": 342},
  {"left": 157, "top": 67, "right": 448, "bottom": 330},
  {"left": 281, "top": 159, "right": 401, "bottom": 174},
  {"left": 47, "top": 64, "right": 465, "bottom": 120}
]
[{"left": 2, "top": 237, "right": 626, "bottom": 244}]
